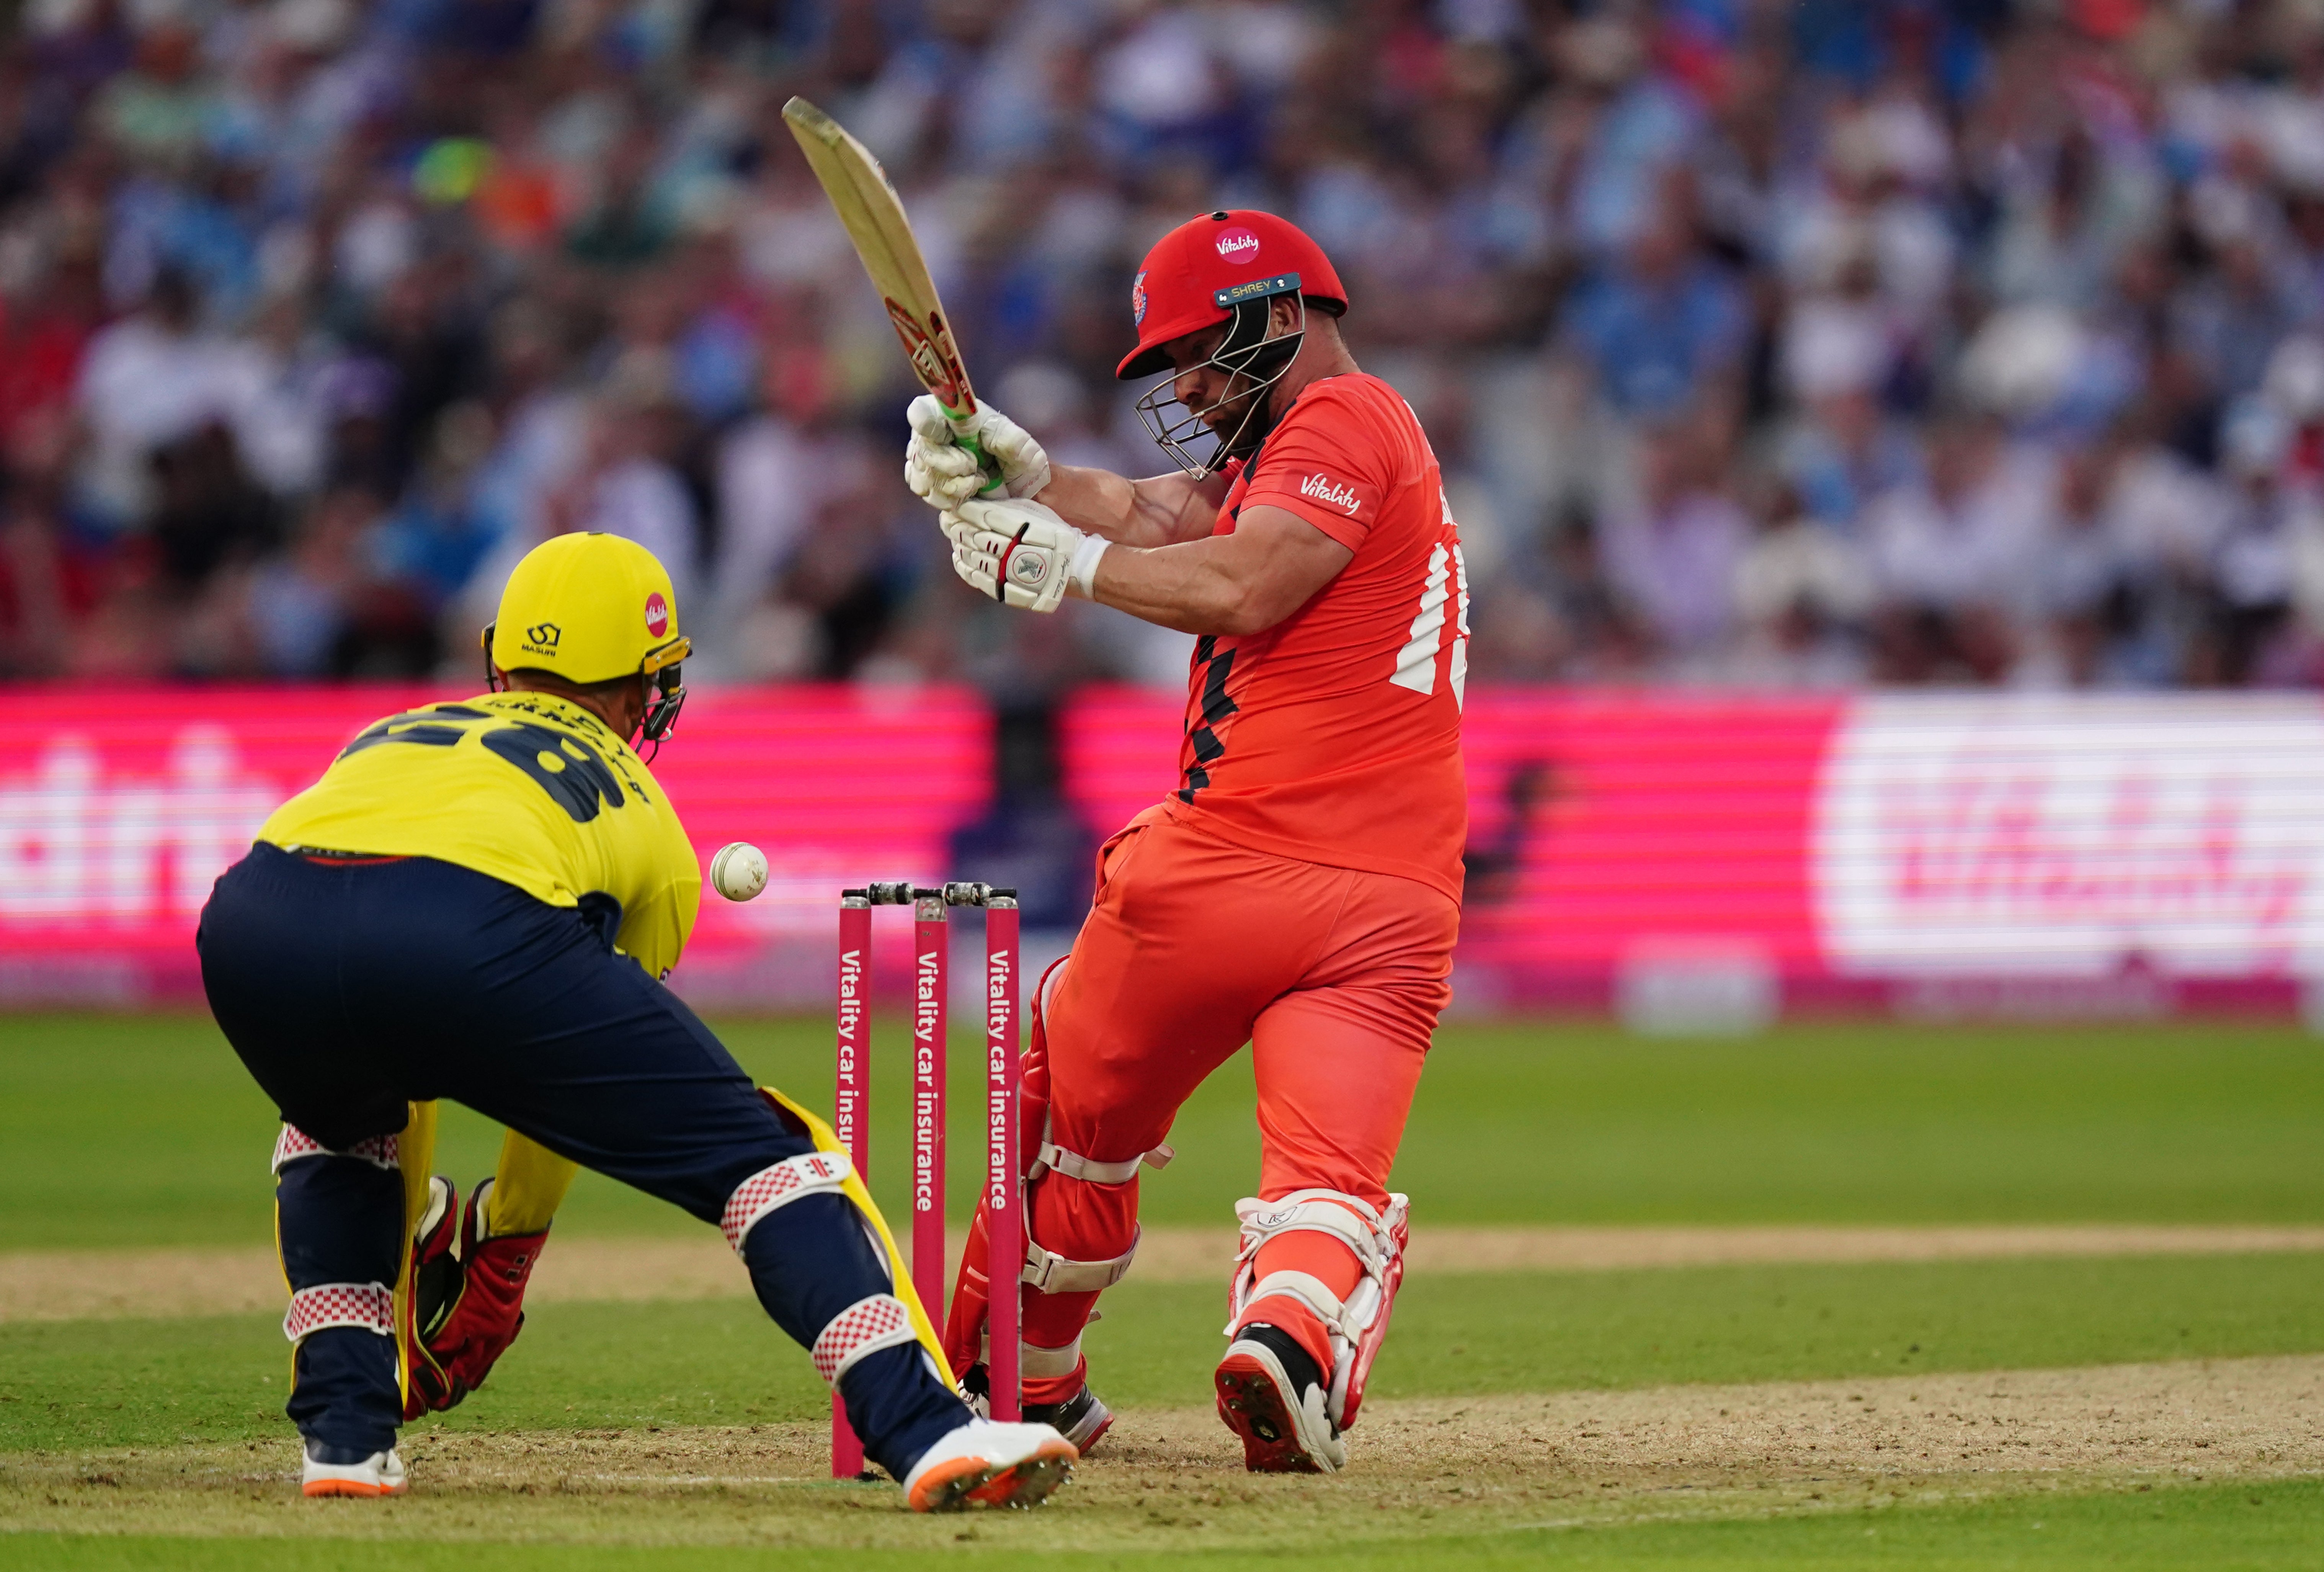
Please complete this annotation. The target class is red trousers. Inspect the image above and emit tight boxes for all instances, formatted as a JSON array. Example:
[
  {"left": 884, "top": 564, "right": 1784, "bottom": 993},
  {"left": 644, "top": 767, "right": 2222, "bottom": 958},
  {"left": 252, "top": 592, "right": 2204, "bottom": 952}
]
[{"left": 946, "top": 811, "right": 1457, "bottom": 1395}]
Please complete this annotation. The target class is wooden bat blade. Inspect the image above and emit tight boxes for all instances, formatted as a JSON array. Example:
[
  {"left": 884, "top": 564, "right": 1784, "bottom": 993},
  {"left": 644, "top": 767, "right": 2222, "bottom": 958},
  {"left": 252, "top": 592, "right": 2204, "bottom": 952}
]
[{"left": 781, "top": 95, "right": 978, "bottom": 417}]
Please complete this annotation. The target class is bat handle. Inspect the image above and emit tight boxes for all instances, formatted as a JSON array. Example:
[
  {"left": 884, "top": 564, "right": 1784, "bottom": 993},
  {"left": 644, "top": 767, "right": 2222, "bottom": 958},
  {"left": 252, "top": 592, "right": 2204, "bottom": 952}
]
[{"left": 944, "top": 409, "right": 1008, "bottom": 498}]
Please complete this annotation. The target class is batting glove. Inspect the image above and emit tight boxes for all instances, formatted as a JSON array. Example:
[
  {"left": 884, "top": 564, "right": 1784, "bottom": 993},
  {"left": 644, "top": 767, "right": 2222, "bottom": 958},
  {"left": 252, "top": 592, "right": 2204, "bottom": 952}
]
[
  {"left": 905, "top": 395, "right": 1053, "bottom": 510},
  {"left": 944, "top": 496, "right": 1108, "bottom": 613}
]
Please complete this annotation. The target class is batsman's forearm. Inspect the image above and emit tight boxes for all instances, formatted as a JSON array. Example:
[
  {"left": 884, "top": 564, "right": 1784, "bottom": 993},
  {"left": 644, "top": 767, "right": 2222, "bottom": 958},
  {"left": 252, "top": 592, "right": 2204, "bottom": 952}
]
[
  {"left": 1040, "top": 464, "right": 1218, "bottom": 547},
  {"left": 1088, "top": 538, "right": 1275, "bottom": 635}
]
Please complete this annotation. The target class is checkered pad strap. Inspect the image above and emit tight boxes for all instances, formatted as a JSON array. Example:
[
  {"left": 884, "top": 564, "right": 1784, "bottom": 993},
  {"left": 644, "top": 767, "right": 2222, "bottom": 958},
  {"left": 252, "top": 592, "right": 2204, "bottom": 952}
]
[
  {"left": 719, "top": 1150, "right": 855, "bottom": 1254},
  {"left": 271, "top": 1124, "right": 398, "bottom": 1175},
  {"left": 811, "top": 1294, "right": 919, "bottom": 1386},
  {"left": 282, "top": 1281, "right": 396, "bottom": 1343}
]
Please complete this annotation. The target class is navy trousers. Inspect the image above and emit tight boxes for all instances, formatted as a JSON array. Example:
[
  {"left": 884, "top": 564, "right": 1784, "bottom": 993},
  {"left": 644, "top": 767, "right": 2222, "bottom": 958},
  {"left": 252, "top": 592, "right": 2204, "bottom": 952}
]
[{"left": 199, "top": 843, "right": 964, "bottom": 1476}]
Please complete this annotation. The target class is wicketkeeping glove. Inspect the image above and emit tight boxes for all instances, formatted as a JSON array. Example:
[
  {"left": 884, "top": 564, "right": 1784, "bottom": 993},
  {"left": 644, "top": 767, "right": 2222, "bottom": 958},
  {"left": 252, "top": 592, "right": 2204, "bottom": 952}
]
[
  {"left": 943, "top": 496, "right": 1109, "bottom": 613},
  {"left": 904, "top": 395, "right": 1053, "bottom": 510},
  {"left": 403, "top": 1178, "right": 547, "bottom": 1417}
]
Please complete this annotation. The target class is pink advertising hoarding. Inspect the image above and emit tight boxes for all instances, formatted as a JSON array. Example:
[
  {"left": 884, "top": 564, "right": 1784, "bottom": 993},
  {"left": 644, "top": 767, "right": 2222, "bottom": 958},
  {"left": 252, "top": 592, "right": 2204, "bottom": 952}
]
[
  {"left": 6, "top": 683, "right": 2322, "bottom": 1018},
  {"left": 0, "top": 685, "right": 989, "bottom": 1007},
  {"left": 1060, "top": 686, "right": 1843, "bottom": 1016},
  {"left": 1060, "top": 686, "right": 2324, "bottom": 1020}
]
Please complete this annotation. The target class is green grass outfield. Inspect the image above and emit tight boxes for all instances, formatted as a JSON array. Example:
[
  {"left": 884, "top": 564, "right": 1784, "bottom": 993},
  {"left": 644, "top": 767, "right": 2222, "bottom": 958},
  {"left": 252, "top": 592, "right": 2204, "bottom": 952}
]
[
  {"left": 2, "top": 1012, "right": 2320, "bottom": 1567},
  {"left": 4, "top": 1013, "right": 2321, "bottom": 1249},
  {"left": 8, "top": 1480, "right": 2324, "bottom": 1571}
]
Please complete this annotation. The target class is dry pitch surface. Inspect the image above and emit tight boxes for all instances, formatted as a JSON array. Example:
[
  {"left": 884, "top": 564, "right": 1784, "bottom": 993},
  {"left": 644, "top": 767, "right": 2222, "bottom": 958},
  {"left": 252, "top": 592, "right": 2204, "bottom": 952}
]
[
  {"left": 5, "top": 1354, "right": 2316, "bottom": 1549},
  {"left": 13, "top": 1223, "right": 2324, "bottom": 1322}
]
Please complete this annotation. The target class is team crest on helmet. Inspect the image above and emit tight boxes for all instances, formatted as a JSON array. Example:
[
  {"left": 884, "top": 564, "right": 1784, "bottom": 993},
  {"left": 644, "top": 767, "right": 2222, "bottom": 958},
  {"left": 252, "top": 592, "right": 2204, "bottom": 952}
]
[
  {"left": 1131, "top": 271, "right": 1148, "bottom": 326},
  {"left": 644, "top": 592, "right": 669, "bottom": 637}
]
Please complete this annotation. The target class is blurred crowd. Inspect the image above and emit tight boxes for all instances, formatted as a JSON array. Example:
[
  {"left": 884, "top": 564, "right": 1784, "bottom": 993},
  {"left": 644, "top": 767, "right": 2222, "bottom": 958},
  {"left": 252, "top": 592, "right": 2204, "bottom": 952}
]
[{"left": 13, "top": 0, "right": 2324, "bottom": 691}]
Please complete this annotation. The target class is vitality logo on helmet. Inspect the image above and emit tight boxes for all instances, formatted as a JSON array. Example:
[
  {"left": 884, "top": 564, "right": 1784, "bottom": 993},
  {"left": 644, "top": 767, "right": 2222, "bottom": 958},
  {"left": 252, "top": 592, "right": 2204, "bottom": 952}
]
[{"left": 1215, "top": 228, "right": 1261, "bottom": 263}]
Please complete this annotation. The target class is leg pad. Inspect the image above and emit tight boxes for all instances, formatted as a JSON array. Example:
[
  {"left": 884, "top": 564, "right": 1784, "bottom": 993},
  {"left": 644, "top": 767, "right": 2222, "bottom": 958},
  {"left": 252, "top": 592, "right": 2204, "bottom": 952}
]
[{"left": 813, "top": 1293, "right": 923, "bottom": 1386}]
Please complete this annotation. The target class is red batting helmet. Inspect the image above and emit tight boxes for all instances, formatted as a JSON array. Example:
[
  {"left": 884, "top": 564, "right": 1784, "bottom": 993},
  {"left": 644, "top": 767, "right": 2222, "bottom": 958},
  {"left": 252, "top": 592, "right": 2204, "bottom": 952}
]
[{"left": 1115, "top": 209, "right": 1349, "bottom": 381}]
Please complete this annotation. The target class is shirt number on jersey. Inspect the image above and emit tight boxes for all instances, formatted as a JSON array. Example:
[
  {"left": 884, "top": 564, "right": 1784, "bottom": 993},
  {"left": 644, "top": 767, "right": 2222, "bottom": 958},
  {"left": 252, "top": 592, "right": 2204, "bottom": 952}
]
[
  {"left": 340, "top": 708, "right": 627, "bottom": 824},
  {"left": 481, "top": 723, "right": 627, "bottom": 823},
  {"left": 1388, "top": 508, "right": 1471, "bottom": 708}
]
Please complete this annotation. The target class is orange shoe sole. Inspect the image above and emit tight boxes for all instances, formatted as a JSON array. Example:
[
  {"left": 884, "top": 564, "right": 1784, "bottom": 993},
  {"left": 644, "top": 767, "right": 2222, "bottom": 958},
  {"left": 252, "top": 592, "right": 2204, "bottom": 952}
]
[
  {"left": 906, "top": 1453, "right": 991, "bottom": 1512},
  {"left": 302, "top": 1478, "right": 406, "bottom": 1498},
  {"left": 908, "top": 1437, "right": 1078, "bottom": 1512},
  {"left": 967, "top": 1437, "right": 1077, "bottom": 1508},
  {"left": 1215, "top": 1350, "right": 1324, "bottom": 1474}
]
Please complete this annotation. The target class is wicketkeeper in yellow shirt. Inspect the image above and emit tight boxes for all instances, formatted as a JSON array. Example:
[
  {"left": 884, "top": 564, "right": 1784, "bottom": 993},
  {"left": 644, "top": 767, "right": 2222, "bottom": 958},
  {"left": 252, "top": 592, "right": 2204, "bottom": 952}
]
[{"left": 197, "top": 533, "right": 1074, "bottom": 1510}]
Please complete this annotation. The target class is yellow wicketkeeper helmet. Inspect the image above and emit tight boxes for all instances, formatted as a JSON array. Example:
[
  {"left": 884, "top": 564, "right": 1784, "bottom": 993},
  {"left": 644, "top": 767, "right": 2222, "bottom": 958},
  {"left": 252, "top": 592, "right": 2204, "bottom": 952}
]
[{"left": 482, "top": 532, "right": 691, "bottom": 752}]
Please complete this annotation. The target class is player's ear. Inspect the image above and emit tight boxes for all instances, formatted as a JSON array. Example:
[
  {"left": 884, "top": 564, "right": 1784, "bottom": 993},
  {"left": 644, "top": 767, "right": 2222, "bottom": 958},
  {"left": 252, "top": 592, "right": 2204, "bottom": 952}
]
[{"left": 1268, "top": 294, "right": 1302, "bottom": 337}]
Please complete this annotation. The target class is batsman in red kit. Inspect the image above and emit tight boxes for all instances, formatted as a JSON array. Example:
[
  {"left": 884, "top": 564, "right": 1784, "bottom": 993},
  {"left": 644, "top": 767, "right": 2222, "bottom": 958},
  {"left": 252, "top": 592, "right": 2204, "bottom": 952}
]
[{"left": 905, "top": 210, "right": 1469, "bottom": 1473}]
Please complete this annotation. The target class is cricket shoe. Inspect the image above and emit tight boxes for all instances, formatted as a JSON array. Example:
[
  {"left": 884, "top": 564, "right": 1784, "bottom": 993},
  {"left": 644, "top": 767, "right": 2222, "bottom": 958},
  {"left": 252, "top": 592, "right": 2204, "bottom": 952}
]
[
  {"left": 963, "top": 1363, "right": 1115, "bottom": 1453},
  {"left": 301, "top": 1440, "right": 408, "bottom": 1498},
  {"left": 902, "top": 1419, "right": 1077, "bottom": 1512},
  {"left": 1215, "top": 1322, "right": 1347, "bottom": 1474}
]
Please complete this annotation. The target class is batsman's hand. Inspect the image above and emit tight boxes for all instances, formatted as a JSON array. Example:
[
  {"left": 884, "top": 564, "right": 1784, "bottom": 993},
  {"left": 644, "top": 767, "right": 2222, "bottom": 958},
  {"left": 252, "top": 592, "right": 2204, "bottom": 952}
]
[
  {"left": 943, "top": 496, "right": 1109, "bottom": 613},
  {"left": 905, "top": 394, "right": 1052, "bottom": 510}
]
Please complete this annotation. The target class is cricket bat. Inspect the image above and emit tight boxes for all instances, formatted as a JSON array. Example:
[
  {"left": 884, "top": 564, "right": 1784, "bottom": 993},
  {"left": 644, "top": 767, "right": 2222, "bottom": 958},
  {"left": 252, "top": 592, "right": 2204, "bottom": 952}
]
[{"left": 781, "top": 96, "right": 1002, "bottom": 495}]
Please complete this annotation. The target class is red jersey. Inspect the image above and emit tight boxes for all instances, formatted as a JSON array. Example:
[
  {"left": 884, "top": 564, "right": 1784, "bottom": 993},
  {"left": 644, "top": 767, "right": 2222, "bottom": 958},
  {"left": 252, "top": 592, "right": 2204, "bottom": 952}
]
[{"left": 1159, "top": 372, "right": 1470, "bottom": 902}]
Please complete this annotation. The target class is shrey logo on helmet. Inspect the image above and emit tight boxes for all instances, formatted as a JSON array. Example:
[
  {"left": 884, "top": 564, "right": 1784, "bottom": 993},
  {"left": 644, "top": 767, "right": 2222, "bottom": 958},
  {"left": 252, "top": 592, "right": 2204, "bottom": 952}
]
[
  {"left": 1131, "top": 271, "right": 1148, "bottom": 326},
  {"left": 644, "top": 592, "right": 669, "bottom": 637},
  {"left": 1214, "top": 228, "right": 1261, "bottom": 264}
]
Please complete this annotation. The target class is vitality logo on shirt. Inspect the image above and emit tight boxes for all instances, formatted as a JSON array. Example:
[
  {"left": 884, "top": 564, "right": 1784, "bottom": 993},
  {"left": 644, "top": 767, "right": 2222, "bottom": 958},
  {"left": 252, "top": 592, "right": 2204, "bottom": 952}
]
[{"left": 1300, "top": 474, "right": 1361, "bottom": 515}]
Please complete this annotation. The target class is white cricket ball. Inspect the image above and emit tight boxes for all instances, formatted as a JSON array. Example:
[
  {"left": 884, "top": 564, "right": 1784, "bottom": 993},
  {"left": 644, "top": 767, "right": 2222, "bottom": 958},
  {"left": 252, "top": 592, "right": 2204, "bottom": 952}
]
[{"left": 710, "top": 842, "right": 768, "bottom": 902}]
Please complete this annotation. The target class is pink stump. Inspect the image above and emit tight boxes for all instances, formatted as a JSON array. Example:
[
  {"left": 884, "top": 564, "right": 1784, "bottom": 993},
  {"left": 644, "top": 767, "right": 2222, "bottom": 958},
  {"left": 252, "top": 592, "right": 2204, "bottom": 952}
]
[
  {"left": 983, "top": 896, "right": 1021, "bottom": 1420},
  {"left": 830, "top": 892, "right": 872, "bottom": 1478},
  {"left": 910, "top": 889, "right": 948, "bottom": 1325}
]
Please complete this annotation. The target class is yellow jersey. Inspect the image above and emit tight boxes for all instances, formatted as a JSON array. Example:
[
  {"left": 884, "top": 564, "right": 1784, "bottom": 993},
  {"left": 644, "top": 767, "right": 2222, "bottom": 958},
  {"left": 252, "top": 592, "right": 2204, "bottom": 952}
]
[{"left": 259, "top": 691, "right": 700, "bottom": 979}]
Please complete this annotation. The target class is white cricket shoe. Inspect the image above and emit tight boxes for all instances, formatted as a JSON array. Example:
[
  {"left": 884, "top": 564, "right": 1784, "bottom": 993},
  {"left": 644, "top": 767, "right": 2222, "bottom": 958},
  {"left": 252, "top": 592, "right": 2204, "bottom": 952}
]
[
  {"left": 902, "top": 1418, "right": 1076, "bottom": 1512},
  {"left": 301, "top": 1440, "right": 408, "bottom": 1498}
]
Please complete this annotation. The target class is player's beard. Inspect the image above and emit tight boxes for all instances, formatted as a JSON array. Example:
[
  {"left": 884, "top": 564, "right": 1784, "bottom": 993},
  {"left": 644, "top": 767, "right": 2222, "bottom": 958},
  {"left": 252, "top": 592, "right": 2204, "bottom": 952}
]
[
  {"left": 1205, "top": 336, "right": 1300, "bottom": 462},
  {"left": 1136, "top": 296, "right": 1305, "bottom": 478},
  {"left": 1202, "top": 377, "right": 1271, "bottom": 457}
]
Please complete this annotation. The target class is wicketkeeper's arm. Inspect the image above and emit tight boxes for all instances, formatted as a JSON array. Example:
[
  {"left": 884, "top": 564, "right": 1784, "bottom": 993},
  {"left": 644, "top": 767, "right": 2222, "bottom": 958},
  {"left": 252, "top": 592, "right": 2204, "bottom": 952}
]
[{"left": 488, "top": 1131, "right": 577, "bottom": 1235}]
